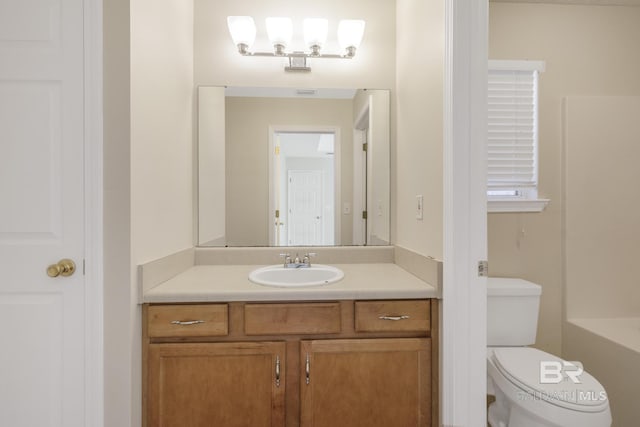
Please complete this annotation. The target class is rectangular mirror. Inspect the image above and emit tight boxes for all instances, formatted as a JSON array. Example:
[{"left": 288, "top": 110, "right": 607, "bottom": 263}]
[{"left": 197, "top": 86, "right": 390, "bottom": 247}]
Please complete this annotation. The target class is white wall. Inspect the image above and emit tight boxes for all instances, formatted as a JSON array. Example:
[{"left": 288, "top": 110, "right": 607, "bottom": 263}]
[
  {"left": 395, "top": 0, "right": 444, "bottom": 259},
  {"left": 489, "top": 2, "right": 640, "bottom": 355}
]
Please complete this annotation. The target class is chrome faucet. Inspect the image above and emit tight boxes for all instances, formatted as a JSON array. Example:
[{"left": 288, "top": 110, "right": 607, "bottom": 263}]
[{"left": 280, "top": 252, "right": 316, "bottom": 268}]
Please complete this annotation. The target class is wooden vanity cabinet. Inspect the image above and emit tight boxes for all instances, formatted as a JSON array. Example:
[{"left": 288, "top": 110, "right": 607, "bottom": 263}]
[{"left": 143, "top": 300, "right": 438, "bottom": 427}]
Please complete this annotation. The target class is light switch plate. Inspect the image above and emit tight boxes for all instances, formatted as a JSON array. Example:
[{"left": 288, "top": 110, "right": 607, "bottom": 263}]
[{"left": 416, "top": 195, "right": 424, "bottom": 220}]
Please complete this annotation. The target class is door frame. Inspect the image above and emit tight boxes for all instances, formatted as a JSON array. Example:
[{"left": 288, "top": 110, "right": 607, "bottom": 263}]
[
  {"left": 442, "top": 1, "right": 488, "bottom": 426},
  {"left": 268, "top": 125, "right": 341, "bottom": 246},
  {"left": 84, "top": 0, "right": 104, "bottom": 425},
  {"left": 352, "top": 102, "right": 369, "bottom": 245}
]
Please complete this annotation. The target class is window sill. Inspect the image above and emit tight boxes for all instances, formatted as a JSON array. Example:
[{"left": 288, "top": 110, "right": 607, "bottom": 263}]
[{"left": 488, "top": 198, "right": 550, "bottom": 213}]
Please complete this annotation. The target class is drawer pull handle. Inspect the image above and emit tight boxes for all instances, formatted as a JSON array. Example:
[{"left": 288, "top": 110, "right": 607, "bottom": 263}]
[
  {"left": 378, "top": 315, "right": 410, "bottom": 321},
  {"left": 275, "top": 356, "right": 281, "bottom": 387},
  {"left": 170, "top": 320, "right": 205, "bottom": 326},
  {"left": 305, "top": 353, "right": 310, "bottom": 385}
]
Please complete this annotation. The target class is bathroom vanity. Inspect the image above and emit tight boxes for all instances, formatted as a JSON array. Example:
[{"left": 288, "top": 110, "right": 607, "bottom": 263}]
[
  {"left": 143, "top": 299, "right": 436, "bottom": 427},
  {"left": 140, "top": 252, "right": 440, "bottom": 427}
]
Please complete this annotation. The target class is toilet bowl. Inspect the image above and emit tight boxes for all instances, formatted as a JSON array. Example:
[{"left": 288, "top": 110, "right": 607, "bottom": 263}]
[{"left": 487, "top": 278, "right": 611, "bottom": 427}]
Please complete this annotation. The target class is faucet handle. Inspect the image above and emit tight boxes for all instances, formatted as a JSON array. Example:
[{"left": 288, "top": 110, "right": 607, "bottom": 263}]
[
  {"left": 279, "top": 253, "right": 292, "bottom": 266},
  {"left": 303, "top": 252, "right": 317, "bottom": 266}
]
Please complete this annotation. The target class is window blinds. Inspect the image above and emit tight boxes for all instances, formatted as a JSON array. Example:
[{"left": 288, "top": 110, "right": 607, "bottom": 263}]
[{"left": 487, "top": 63, "right": 540, "bottom": 193}]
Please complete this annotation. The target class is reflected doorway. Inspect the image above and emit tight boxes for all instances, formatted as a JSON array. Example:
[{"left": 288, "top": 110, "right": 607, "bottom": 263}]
[{"left": 270, "top": 130, "right": 338, "bottom": 246}]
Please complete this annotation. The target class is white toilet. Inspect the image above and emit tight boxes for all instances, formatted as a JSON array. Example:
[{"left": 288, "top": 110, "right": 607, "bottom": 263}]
[{"left": 487, "top": 278, "right": 611, "bottom": 427}]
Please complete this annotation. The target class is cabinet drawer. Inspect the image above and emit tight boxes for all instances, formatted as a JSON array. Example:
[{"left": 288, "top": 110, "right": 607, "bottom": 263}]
[
  {"left": 244, "top": 302, "right": 341, "bottom": 335},
  {"left": 355, "top": 300, "right": 430, "bottom": 333},
  {"left": 147, "top": 304, "right": 228, "bottom": 338}
]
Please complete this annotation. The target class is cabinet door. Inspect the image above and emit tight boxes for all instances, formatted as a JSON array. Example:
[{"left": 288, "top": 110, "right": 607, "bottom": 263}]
[
  {"left": 147, "top": 342, "right": 285, "bottom": 427},
  {"left": 300, "top": 338, "right": 430, "bottom": 427}
]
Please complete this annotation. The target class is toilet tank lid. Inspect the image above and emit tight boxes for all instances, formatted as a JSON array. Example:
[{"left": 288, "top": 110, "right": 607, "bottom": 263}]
[{"left": 487, "top": 277, "right": 541, "bottom": 296}]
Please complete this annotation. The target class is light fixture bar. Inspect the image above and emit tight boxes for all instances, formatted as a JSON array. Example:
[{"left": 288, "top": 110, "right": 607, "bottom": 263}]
[
  {"left": 238, "top": 51, "right": 355, "bottom": 59},
  {"left": 227, "top": 16, "right": 365, "bottom": 71}
]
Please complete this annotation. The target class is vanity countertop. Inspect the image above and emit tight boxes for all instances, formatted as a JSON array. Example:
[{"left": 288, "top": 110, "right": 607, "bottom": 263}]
[{"left": 142, "top": 263, "right": 439, "bottom": 303}]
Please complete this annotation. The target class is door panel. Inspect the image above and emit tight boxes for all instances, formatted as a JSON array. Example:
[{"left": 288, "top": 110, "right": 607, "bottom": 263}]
[
  {"left": 301, "top": 338, "right": 431, "bottom": 427},
  {"left": 0, "top": 82, "right": 63, "bottom": 239},
  {"left": 147, "top": 342, "right": 286, "bottom": 427},
  {"left": 0, "top": 294, "right": 63, "bottom": 426},
  {"left": 0, "top": 0, "right": 86, "bottom": 425},
  {"left": 288, "top": 170, "right": 323, "bottom": 245}
]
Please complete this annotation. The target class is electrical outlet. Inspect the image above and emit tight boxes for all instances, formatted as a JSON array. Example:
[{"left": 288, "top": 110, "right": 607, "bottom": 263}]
[{"left": 416, "top": 195, "right": 423, "bottom": 220}]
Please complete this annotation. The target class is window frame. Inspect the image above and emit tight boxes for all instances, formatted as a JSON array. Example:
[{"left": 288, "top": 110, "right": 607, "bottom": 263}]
[{"left": 487, "top": 59, "right": 549, "bottom": 213}]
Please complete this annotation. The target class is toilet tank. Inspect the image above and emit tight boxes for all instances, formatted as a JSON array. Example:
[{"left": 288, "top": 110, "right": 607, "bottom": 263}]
[{"left": 487, "top": 278, "right": 541, "bottom": 346}]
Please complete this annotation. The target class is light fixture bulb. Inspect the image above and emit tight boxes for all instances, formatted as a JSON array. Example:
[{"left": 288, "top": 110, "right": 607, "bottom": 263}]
[
  {"left": 304, "top": 18, "right": 328, "bottom": 55},
  {"left": 266, "top": 17, "right": 293, "bottom": 54},
  {"left": 337, "top": 19, "right": 365, "bottom": 56},
  {"left": 226, "top": 16, "right": 256, "bottom": 53}
]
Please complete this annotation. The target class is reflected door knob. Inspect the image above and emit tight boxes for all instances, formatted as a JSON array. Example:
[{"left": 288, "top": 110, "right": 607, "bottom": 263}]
[{"left": 47, "top": 259, "right": 76, "bottom": 278}]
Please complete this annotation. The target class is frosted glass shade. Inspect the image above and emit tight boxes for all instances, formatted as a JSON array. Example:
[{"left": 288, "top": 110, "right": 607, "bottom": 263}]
[
  {"left": 266, "top": 17, "right": 293, "bottom": 47},
  {"left": 304, "top": 18, "right": 328, "bottom": 49},
  {"left": 337, "top": 19, "right": 365, "bottom": 50},
  {"left": 227, "top": 16, "right": 256, "bottom": 48}
]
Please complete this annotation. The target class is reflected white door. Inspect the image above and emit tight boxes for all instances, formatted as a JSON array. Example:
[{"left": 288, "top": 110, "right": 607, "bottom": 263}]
[
  {"left": 287, "top": 170, "right": 323, "bottom": 245},
  {"left": 0, "top": 0, "right": 87, "bottom": 426}
]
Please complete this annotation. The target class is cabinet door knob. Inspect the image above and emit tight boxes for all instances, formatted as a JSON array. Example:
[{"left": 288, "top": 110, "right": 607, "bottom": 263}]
[{"left": 46, "top": 259, "right": 76, "bottom": 278}]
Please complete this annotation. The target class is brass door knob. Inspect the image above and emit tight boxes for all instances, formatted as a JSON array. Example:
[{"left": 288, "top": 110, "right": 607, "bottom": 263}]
[{"left": 47, "top": 259, "right": 76, "bottom": 278}]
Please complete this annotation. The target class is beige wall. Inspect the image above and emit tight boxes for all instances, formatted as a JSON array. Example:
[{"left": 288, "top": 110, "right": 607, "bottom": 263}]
[
  {"left": 131, "top": 0, "right": 194, "bottom": 265},
  {"left": 369, "top": 90, "right": 391, "bottom": 244},
  {"left": 106, "top": 0, "right": 196, "bottom": 423},
  {"left": 198, "top": 86, "right": 226, "bottom": 246},
  {"left": 564, "top": 96, "right": 640, "bottom": 319},
  {"left": 395, "top": 0, "right": 444, "bottom": 259},
  {"left": 489, "top": 2, "right": 640, "bottom": 354},
  {"left": 103, "top": 1, "right": 133, "bottom": 426},
  {"left": 352, "top": 89, "right": 391, "bottom": 245},
  {"left": 224, "top": 97, "right": 354, "bottom": 246}
]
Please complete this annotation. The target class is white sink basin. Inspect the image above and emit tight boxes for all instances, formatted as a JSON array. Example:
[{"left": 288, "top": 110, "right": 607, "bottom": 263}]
[{"left": 249, "top": 264, "right": 344, "bottom": 288}]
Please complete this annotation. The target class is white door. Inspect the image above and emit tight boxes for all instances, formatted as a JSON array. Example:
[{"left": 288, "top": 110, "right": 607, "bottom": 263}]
[
  {"left": 0, "top": 0, "right": 88, "bottom": 426},
  {"left": 287, "top": 170, "right": 323, "bottom": 245}
]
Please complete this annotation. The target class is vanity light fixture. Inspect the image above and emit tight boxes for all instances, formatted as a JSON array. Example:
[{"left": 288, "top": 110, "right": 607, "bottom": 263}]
[{"left": 227, "top": 16, "right": 365, "bottom": 72}]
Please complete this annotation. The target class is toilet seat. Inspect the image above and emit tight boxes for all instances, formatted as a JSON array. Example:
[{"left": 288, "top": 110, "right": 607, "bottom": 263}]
[{"left": 491, "top": 348, "right": 609, "bottom": 413}]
